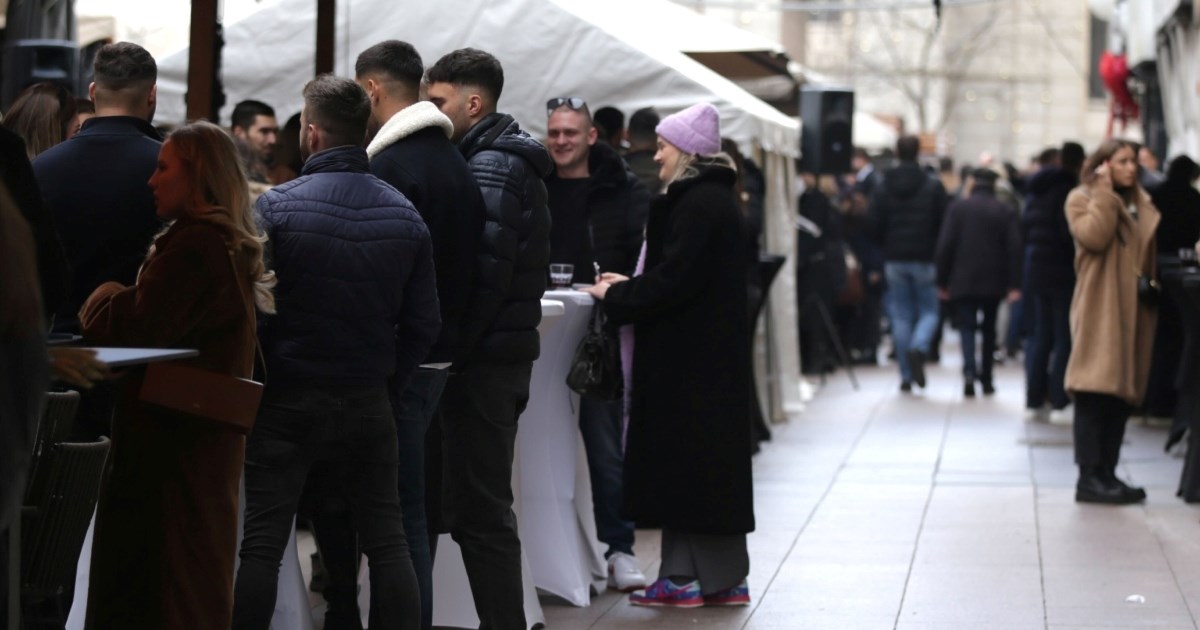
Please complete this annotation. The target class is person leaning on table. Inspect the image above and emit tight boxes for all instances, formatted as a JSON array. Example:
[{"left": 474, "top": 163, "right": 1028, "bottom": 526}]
[
  {"left": 77, "top": 121, "right": 275, "bottom": 629},
  {"left": 1065, "top": 138, "right": 1160, "bottom": 505},
  {"left": 585, "top": 102, "right": 755, "bottom": 608}
]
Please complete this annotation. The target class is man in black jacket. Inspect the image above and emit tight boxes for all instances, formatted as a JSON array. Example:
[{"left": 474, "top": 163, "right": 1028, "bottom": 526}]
[
  {"left": 625, "top": 107, "right": 661, "bottom": 194},
  {"left": 325, "top": 39, "right": 485, "bottom": 630},
  {"left": 870, "top": 135, "right": 948, "bottom": 391},
  {"left": 936, "top": 169, "right": 1022, "bottom": 397},
  {"left": 233, "top": 75, "right": 439, "bottom": 630},
  {"left": 544, "top": 97, "right": 649, "bottom": 592},
  {"left": 33, "top": 42, "right": 162, "bottom": 334},
  {"left": 426, "top": 48, "right": 552, "bottom": 630}
]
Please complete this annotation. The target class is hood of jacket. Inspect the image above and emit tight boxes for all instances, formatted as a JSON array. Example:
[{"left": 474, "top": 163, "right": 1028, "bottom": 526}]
[
  {"left": 366, "top": 101, "right": 454, "bottom": 159},
  {"left": 1028, "top": 165, "right": 1077, "bottom": 196},
  {"left": 881, "top": 161, "right": 930, "bottom": 199},
  {"left": 461, "top": 113, "right": 553, "bottom": 178}
]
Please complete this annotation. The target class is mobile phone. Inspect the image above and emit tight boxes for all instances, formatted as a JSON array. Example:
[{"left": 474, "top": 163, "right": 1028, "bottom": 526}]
[{"left": 593, "top": 262, "right": 602, "bottom": 278}]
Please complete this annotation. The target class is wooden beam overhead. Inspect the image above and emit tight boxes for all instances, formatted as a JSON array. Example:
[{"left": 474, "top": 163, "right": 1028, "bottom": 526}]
[
  {"left": 185, "top": 0, "right": 220, "bottom": 122},
  {"left": 316, "top": 0, "right": 335, "bottom": 75}
]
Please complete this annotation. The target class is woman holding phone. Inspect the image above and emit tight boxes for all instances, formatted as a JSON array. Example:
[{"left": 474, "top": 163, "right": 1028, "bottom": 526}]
[
  {"left": 79, "top": 121, "right": 275, "bottom": 627},
  {"left": 586, "top": 103, "right": 754, "bottom": 607},
  {"left": 1065, "top": 139, "right": 1160, "bottom": 504}
]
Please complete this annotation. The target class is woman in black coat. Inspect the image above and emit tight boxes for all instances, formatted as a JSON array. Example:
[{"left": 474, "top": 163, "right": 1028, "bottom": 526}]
[{"left": 586, "top": 103, "right": 753, "bottom": 608}]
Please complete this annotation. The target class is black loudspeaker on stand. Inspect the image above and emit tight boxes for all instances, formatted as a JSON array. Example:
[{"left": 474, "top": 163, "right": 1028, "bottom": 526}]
[
  {"left": 2, "top": 39, "right": 79, "bottom": 109},
  {"left": 799, "top": 86, "right": 854, "bottom": 175}
]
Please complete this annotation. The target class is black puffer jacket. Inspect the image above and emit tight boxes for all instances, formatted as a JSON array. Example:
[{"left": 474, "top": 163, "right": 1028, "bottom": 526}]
[
  {"left": 1021, "top": 166, "right": 1078, "bottom": 292},
  {"left": 870, "top": 161, "right": 947, "bottom": 262},
  {"left": 545, "top": 141, "right": 649, "bottom": 281},
  {"left": 458, "top": 113, "right": 553, "bottom": 366},
  {"left": 256, "top": 146, "right": 441, "bottom": 387}
]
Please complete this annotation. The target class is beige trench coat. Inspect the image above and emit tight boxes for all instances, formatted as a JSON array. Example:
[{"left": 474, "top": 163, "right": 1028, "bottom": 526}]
[{"left": 1064, "top": 183, "right": 1160, "bottom": 405}]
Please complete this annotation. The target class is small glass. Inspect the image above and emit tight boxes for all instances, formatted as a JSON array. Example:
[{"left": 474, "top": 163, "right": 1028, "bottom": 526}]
[{"left": 549, "top": 263, "right": 574, "bottom": 289}]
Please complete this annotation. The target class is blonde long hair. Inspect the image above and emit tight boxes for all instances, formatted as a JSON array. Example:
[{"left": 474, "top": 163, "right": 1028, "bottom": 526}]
[
  {"left": 664, "top": 151, "right": 737, "bottom": 189},
  {"left": 150, "top": 121, "right": 277, "bottom": 314}
]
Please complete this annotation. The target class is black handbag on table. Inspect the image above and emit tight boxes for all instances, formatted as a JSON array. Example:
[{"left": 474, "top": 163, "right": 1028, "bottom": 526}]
[{"left": 566, "top": 304, "right": 623, "bottom": 400}]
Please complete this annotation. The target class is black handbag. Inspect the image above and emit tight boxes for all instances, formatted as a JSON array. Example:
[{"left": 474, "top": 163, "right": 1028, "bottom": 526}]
[
  {"left": 1138, "top": 275, "right": 1160, "bottom": 308},
  {"left": 566, "top": 304, "right": 623, "bottom": 400}
]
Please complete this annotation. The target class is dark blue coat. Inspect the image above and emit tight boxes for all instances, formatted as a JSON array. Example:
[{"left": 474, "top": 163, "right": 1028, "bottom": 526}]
[
  {"left": 256, "top": 146, "right": 440, "bottom": 387},
  {"left": 1021, "top": 166, "right": 1078, "bottom": 293},
  {"left": 32, "top": 116, "right": 163, "bottom": 332}
]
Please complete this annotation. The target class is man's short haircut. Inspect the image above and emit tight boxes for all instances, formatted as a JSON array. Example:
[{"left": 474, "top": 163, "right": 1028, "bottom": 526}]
[
  {"left": 1038, "top": 147, "right": 1061, "bottom": 166},
  {"left": 355, "top": 40, "right": 424, "bottom": 96},
  {"left": 231, "top": 100, "right": 276, "bottom": 130},
  {"left": 302, "top": 74, "right": 370, "bottom": 147},
  {"left": 852, "top": 147, "right": 871, "bottom": 162},
  {"left": 424, "top": 48, "right": 504, "bottom": 105},
  {"left": 593, "top": 106, "right": 624, "bottom": 139},
  {"left": 939, "top": 156, "right": 954, "bottom": 173},
  {"left": 627, "top": 107, "right": 660, "bottom": 143},
  {"left": 93, "top": 42, "right": 156, "bottom": 92},
  {"left": 896, "top": 135, "right": 920, "bottom": 162},
  {"left": 1061, "top": 141, "right": 1086, "bottom": 174}
]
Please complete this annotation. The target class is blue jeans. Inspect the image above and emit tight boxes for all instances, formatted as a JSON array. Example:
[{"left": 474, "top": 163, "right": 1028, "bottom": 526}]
[
  {"left": 884, "top": 262, "right": 940, "bottom": 384},
  {"left": 955, "top": 298, "right": 1000, "bottom": 383},
  {"left": 233, "top": 385, "right": 418, "bottom": 630},
  {"left": 1025, "top": 287, "right": 1072, "bottom": 409},
  {"left": 579, "top": 396, "right": 635, "bottom": 557}
]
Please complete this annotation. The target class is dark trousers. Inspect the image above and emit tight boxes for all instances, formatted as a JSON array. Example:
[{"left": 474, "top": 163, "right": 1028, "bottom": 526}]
[
  {"left": 955, "top": 298, "right": 1000, "bottom": 383},
  {"left": 1025, "top": 288, "right": 1073, "bottom": 409},
  {"left": 232, "top": 385, "right": 418, "bottom": 630},
  {"left": 1074, "top": 392, "right": 1133, "bottom": 471},
  {"left": 428, "top": 363, "right": 531, "bottom": 630},
  {"left": 579, "top": 396, "right": 635, "bottom": 557},
  {"left": 310, "top": 368, "right": 448, "bottom": 630}
]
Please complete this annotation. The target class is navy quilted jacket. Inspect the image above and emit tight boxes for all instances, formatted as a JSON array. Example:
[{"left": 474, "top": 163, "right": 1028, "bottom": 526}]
[{"left": 255, "top": 146, "right": 440, "bottom": 387}]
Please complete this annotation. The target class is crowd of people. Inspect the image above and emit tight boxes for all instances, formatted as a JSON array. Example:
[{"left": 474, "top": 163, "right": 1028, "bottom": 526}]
[
  {"left": 1, "top": 38, "right": 761, "bottom": 629},
  {"left": 798, "top": 133, "right": 1200, "bottom": 506}
]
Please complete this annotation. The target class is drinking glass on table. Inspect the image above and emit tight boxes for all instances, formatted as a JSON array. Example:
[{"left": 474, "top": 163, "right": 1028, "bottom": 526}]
[{"left": 550, "top": 263, "right": 574, "bottom": 289}]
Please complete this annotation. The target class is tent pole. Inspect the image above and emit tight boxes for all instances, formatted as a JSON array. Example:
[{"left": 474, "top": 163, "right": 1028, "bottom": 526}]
[
  {"left": 316, "top": 0, "right": 336, "bottom": 75},
  {"left": 185, "top": 0, "right": 220, "bottom": 121}
]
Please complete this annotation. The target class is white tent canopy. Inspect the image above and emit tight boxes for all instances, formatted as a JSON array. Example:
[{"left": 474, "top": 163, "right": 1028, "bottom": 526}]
[{"left": 154, "top": 0, "right": 804, "bottom": 416}]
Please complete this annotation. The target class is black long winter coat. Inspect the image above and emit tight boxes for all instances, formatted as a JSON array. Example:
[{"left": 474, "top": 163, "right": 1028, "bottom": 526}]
[
  {"left": 1021, "top": 166, "right": 1077, "bottom": 293},
  {"left": 604, "top": 165, "right": 755, "bottom": 535},
  {"left": 1150, "top": 176, "right": 1200, "bottom": 255},
  {"left": 458, "top": 113, "right": 553, "bottom": 366},
  {"left": 936, "top": 186, "right": 1022, "bottom": 300}
]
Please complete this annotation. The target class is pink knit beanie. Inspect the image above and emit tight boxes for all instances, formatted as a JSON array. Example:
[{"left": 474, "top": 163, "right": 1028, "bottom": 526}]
[{"left": 655, "top": 103, "right": 721, "bottom": 156}]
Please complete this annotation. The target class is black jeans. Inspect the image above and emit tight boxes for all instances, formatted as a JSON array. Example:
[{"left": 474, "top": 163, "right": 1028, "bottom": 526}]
[
  {"left": 232, "top": 385, "right": 418, "bottom": 630},
  {"left": 429, "top": 363, "right": 531, "bottom": 630},
  {"left": 955, "top": 297, "right": 1000, "bottom": 383},
  {"left": 312, "top": 368, "right": 449, "bottom": 630},
  {"left": 1074, "top": 391, "right": 1133, "bottom": 471},
  {"left": 579, "top": 396, "right": 635, "bottom": 557},
  {"left": 1025, "top": 287, "right": 1073, "bottom": 409}
]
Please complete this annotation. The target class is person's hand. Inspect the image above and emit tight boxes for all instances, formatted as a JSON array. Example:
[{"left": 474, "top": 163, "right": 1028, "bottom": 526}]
[
  {"left": 938, "top": 287, "right": 950, "bottom": 301},
  {"left": 584, "top": 282, "right": 610, "bottom": 300},
  {"left": 598, "top": 272, "right": 629, "bottom": 285},
  {"left": 1007, "top": 289, "right": 1022, "bottom": 304},
  {"left": 48, "top": 347, "right": 112, "bottom": 389},
  {"left": 1094, "top": 163, "right": 1112, "bottom": 190}
]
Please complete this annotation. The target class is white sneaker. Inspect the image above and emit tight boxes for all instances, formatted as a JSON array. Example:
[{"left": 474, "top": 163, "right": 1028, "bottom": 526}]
[
  {"left": 607, "top": 552, "right": 647, "bottom": 592},
  {"left": 1048, "top": 406, "right": 1074, "bottom": 425},
  {"left": 1023, "top": 406, "right": 1048, "bottom": 422}
]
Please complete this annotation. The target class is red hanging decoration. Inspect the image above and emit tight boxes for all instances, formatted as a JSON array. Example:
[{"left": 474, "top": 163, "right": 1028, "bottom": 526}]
[{"left": 1099, "top": 51, "right": 1139, "bottom": 137}]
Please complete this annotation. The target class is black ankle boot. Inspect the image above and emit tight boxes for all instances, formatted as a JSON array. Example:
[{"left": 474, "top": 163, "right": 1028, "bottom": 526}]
[
  {"left": 1076, "top": 468, "right": 1142, "bottom": 504},
  {"left": 1103, "top": 467, "right": 1147, "bottom": 502},
  {"left": 963, "top": 381, "right": 976, "bottom": 398}
]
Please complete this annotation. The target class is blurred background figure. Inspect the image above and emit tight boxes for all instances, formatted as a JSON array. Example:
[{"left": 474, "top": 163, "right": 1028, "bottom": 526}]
[
  {"left": 2, "top": 82, "right": 76, "bottom": 160},
  {"left": 593, "top": 105, "right": 625, "bottom": 151}
]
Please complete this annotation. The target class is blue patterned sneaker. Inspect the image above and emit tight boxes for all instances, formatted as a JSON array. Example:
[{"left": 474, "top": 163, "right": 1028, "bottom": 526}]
[
  {"left": 703, "top": 580, "right": 750, "bottom": 606},
  {"left": 629, "top": 578, "right": 703, "bottom": 608}
]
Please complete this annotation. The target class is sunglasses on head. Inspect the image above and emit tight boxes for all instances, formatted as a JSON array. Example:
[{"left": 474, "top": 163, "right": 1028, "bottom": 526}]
[{"left": 547, "top": 97, "right": 588, "bottom": 116}]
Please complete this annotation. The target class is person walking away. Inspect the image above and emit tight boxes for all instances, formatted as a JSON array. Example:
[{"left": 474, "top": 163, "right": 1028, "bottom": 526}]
[
  {"left": 232, "top": 75, "right": 439, "bottom": 630},
  {"left": 1065, "top": 139, "right": 1160, "bottom": 504},
  {"left": 870, "top": 135, "right": 948, "bottom": 392},
  {"left": 1022, "top": 142, "right": 1084, "bottom": 422},
  {"left": 585, "top": 102, "right": 755, "bottom": 608},
  {"left": 78, "top": 121, "right": 274, "bottom": 628},
  {"left": 936, "top": 168, "right": 1022, "bottom": 397},
  {"left": 425, "top": 48, "right": 552, "bottom": 630}
]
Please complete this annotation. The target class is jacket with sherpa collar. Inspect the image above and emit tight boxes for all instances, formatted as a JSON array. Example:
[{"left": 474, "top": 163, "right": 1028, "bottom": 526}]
[{"left": 369, "top": 101, "right": 487, "bottom": 365}]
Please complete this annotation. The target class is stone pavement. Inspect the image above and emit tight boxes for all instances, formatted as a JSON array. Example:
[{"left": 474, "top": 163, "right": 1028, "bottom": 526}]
[{"left": 541, "top": 358, "right": 1200, "bottom": 630}]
